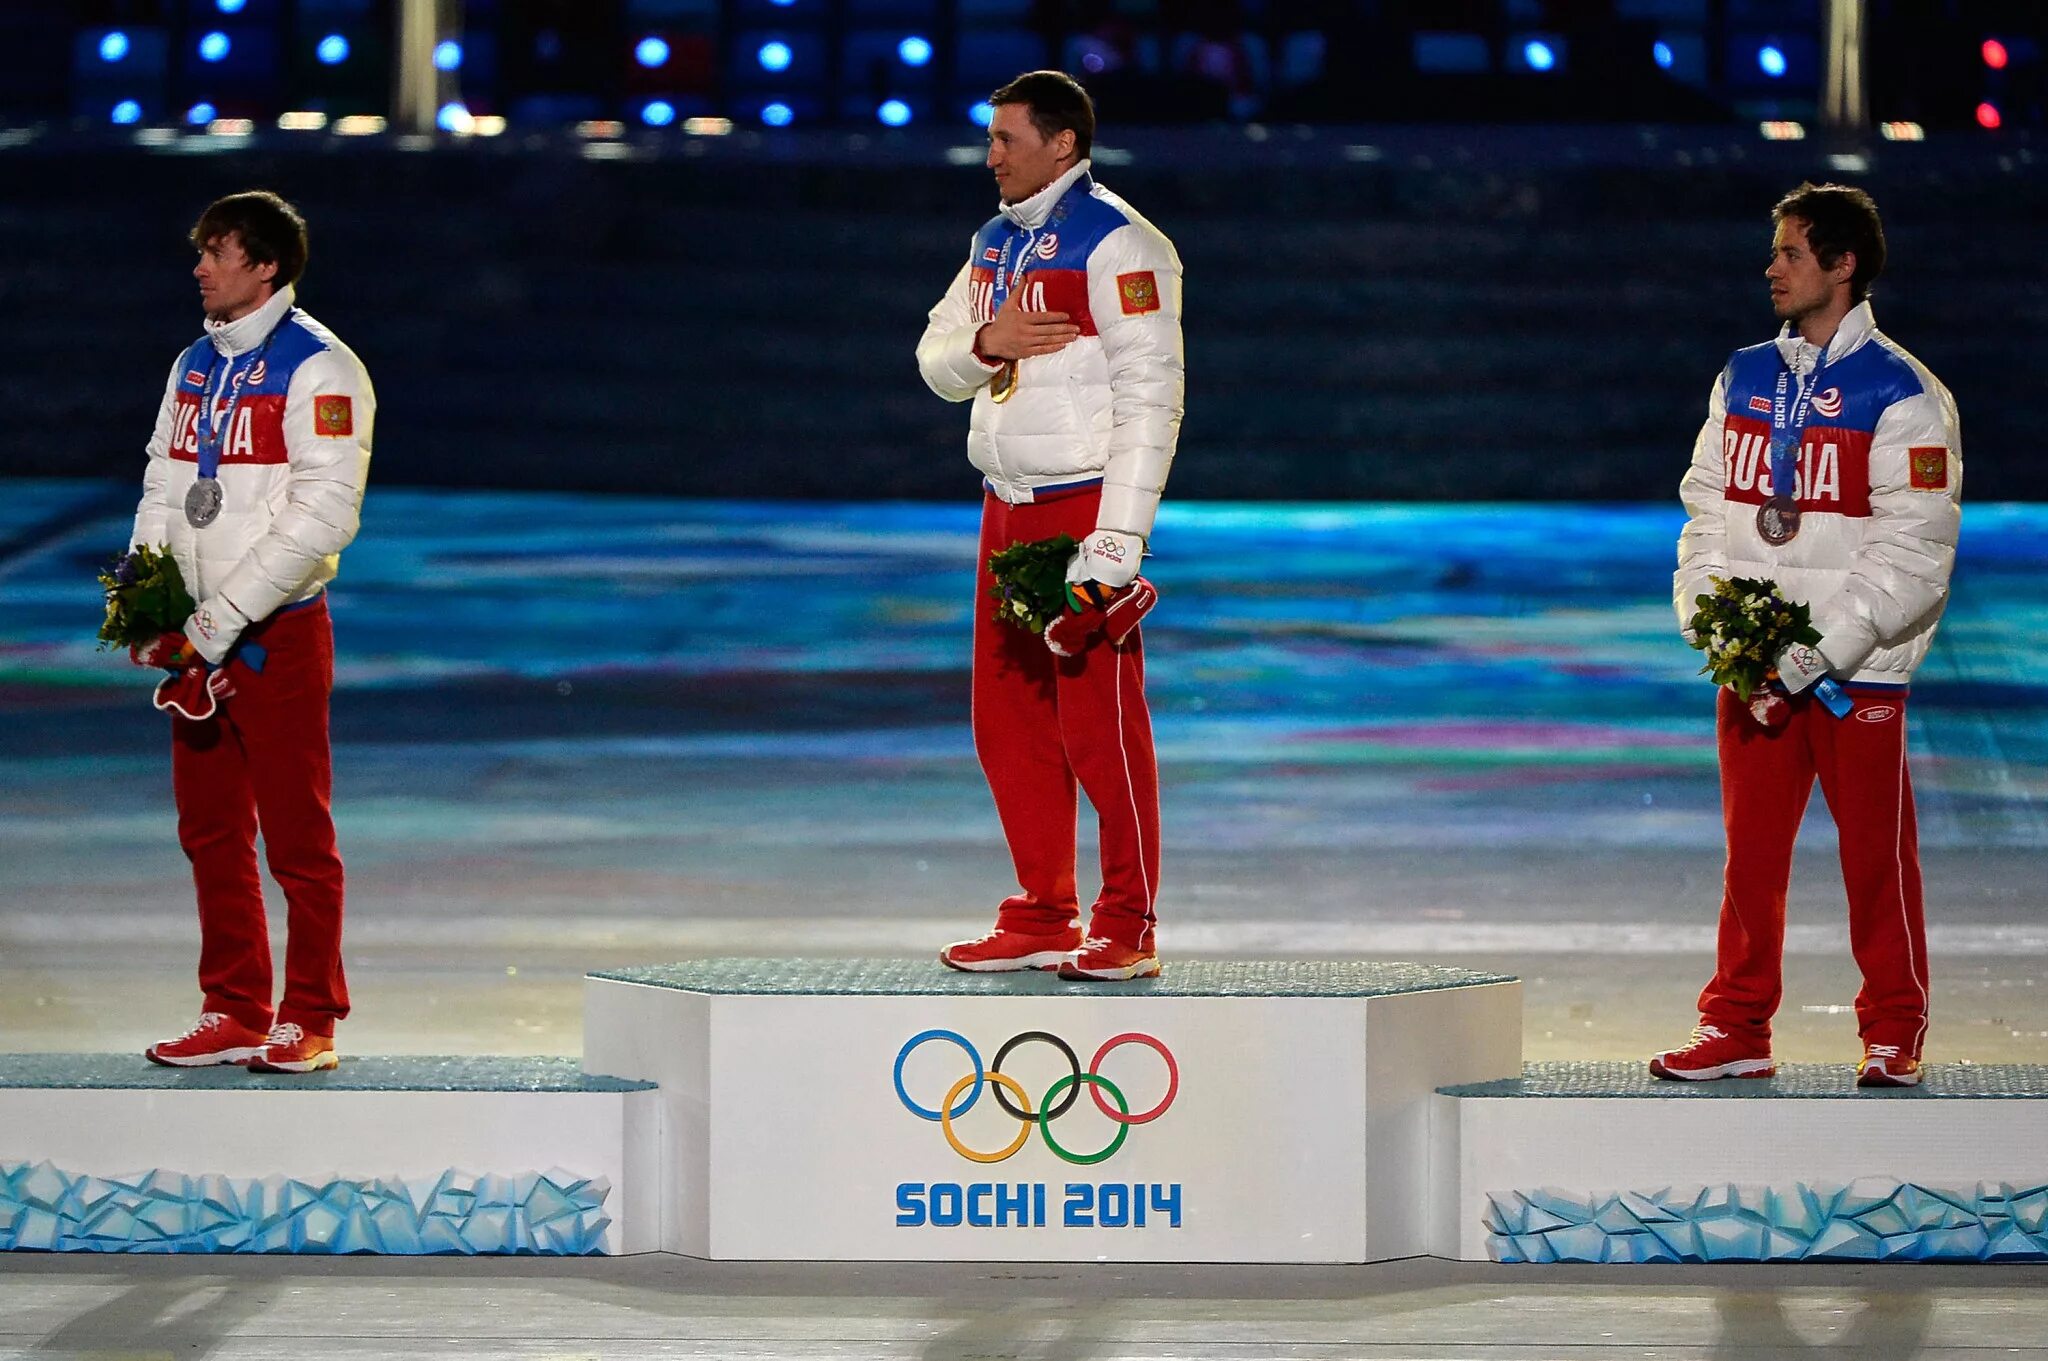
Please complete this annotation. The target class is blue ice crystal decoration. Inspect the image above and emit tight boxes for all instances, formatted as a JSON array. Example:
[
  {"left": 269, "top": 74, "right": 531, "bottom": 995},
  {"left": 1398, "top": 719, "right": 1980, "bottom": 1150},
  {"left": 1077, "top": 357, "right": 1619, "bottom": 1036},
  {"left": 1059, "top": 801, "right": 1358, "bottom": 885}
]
[
  {"left": 0, "top": 1162, "right": 610, "bottom": 1254},
  {"left": 1486, "top": 1180, "right": 2048, "bottom": 1263}
]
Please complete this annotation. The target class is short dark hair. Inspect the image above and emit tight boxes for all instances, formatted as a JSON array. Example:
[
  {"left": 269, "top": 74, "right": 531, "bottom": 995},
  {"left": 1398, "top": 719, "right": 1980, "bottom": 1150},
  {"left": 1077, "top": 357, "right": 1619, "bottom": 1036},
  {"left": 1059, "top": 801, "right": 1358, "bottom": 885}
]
[
  {"left": 1772, "top": 182, "right": 1886, "bottom": 303},
  {"left": 189, "top": 190, "right": 309, "bottom": 291},
  {"left": 989, "top": 70, "right": 1095, "bottom": 160}
]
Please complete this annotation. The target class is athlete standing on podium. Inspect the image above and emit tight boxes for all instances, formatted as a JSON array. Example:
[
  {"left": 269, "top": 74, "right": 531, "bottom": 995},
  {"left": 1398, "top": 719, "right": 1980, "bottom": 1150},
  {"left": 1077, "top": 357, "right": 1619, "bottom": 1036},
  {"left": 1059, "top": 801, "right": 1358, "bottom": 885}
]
[
  {"left": 131, "top": 192, "right": 375, "bottom": 1074},
  {"left": 1654, "top": 183, "right": 1961, "bottom": 1088},
  {"left": 916, "top": 71, "right": 1185, "bottom": 981}
]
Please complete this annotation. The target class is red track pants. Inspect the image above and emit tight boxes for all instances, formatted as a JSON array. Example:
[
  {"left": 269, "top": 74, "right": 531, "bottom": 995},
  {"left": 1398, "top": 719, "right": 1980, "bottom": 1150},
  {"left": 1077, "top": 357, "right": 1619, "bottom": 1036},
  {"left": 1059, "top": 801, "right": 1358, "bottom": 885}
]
[
  {"left": 1699, "top": 685, "right": 1929, "bottom": 1055},
  {"left": 171, "top": 596, "right": 349, "bottom": 1037},
  {"left": 973, "top": 489, "right": 1161, "bottom": 951}
]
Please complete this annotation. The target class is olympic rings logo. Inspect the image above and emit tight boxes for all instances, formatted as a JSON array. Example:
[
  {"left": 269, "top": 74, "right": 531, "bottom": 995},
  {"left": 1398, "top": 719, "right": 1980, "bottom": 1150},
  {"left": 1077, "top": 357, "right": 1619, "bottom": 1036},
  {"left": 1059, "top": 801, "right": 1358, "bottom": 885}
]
[{"left": 892, "top": 1029, "right": 1179, "bottom": 1166}]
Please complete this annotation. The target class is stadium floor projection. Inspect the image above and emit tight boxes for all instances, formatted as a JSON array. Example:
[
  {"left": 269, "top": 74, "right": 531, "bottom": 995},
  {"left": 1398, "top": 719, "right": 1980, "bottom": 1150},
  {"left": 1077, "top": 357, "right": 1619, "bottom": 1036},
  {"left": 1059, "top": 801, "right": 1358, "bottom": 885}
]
[{"left": 2, "top": 480, "right": 2043, "bottom": 1063}]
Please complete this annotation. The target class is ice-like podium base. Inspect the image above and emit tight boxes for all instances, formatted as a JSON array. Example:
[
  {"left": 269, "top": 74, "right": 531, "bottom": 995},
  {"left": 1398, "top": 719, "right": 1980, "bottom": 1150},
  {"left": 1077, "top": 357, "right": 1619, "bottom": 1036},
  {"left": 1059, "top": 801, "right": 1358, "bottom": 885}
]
[
  {"left": 1436, "top": 1061, "right": 2048, "bottom": 1263},
  {"left": 582, "top": 958, "right": 1522, "bottom": 1262},
  {"left": 0, "top": 1056, "right": 656, "bottom": 1254}
]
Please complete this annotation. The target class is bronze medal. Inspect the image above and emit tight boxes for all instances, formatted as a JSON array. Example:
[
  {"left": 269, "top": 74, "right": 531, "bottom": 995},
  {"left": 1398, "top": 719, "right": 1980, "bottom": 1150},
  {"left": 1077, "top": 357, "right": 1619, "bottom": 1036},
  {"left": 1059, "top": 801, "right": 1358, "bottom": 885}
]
[{"left": 1756, "top": 495, "right": 1800, "bottom": 546}]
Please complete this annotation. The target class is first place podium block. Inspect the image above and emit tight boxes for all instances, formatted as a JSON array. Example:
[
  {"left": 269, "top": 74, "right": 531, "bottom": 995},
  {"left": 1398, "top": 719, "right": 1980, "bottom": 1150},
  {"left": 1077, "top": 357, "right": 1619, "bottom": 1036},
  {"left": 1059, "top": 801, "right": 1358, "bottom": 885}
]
[{"left": 583, "top": 958, "right": 1520, "bottom": 1263}]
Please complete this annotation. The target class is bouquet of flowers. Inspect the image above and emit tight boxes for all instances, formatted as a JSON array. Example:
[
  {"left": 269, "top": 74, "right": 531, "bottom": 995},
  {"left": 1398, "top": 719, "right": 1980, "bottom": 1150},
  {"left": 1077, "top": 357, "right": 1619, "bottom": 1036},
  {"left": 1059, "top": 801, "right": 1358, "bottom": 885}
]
[
  {"left": 987, "top": 533, "right": 1079, "bottom": 634},
  {"left": 97, "top": 545, "right": 195, "bottom": 652},
  {"left": 1686, "top": 575, "right": 1827, "bottom": 727}
]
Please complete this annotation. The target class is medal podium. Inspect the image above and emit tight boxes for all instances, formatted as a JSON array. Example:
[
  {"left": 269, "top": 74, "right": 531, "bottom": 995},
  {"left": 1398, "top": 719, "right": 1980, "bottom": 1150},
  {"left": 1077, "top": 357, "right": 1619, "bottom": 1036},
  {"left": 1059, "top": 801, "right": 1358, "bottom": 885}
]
[{"left": 5, "top": 959, "right": 2047, "bottom": 1262}]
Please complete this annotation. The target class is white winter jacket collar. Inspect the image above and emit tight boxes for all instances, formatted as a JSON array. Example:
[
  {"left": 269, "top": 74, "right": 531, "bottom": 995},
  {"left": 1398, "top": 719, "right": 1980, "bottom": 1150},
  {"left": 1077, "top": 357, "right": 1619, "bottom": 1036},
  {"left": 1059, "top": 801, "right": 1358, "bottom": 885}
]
[
  {"left": 1774, "top": 299, "right": 1876, "bottom": 374},
  {"left": 1000, "top": 159, "right": 1093, "bottom": 230},
  {"left": 206, "top": 285, "right": 296, "bottom": 358}
]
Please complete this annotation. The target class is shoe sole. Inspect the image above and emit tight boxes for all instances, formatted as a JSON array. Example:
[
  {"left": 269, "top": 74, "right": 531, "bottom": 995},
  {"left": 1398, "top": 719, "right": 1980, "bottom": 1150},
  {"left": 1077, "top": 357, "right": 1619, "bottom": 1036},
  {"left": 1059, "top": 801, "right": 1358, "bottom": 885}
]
[
  {"left": 1856, "top": 1068, "right": 1922, "bottom": 1088},
  {"left": 247, "top": 1053, "right": 339, "bottom": 1074},
  {"left": 1057, "top": 960, "right": 1162, "bottom": 982},
  {"left": 938, "top": 948, "right": 1076, "bottom": 973},
  {"left": 145, "top": 1046, "right": 263, "bottom": 1067},
  {"left": 1647, "top": 1056, "right": 1776, "bottom": 1081}
]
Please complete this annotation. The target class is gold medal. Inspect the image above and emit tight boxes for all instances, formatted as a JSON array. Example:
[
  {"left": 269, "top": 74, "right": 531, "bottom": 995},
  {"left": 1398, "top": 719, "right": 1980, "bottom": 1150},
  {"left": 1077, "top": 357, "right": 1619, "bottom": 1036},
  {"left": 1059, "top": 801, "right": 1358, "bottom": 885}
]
[{"left": 989, "top": 360, "right": 1019, "bottom": 404}]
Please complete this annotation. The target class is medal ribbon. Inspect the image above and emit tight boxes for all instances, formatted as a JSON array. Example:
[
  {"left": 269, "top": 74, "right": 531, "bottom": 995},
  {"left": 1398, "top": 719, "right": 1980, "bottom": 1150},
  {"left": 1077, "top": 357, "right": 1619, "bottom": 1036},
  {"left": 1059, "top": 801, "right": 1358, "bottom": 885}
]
[
  {"left": 193, "top": 327, "right": 281, "bottom": 480},
  {"left": 1766, "top": 351, "right": 1827, "bottom": 505}
]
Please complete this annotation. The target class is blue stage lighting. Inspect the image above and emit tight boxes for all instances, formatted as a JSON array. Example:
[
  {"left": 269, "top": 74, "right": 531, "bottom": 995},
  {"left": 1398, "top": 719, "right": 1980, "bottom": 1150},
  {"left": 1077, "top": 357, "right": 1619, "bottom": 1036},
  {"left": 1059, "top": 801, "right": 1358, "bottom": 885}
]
[
  {"left": 1758, "top": 44, "right": 1786, "bottom": 77},
  {"left": 1653, "top": 40, "right": 1674, "bottom": 70},
  {"left": 436, "top": 101, "right": 469, "bottom": 131},
  {"left": 434, "top": 40, "right": 463, "bottom": 71},
  {"left": 111, "top": 100, "right": 143, "bottom": 125},
  {"left": 1524, "top": 40, "right": 1556, "bottom": 72},
  {"left": 216, "top": 0, "right": 247, "bottom": 11},
  {"left": 763, "top": 102, "right": 794, "bottom": 127},
  {"left": 199, "top": 32, "right": 231, "bottom": 63},
  {"left": 969, "top": 101, "right": 993, "bottom": 127},
  {"left": 99, "top": 31, "right": 130, "bottom": 63},
  {"left": 187, "top": 102, "right": 217, "bottom": 125},
  {"left": 769, "top": 0, "right": 796, "bottom": 6},
  {"left": 758, "top": 41, "right": 792, "bottom": 72},
  {"left": 898, "top": 36, "right": 932, "bottom": 67},
  {"left": 636, "top": 36, "right": 669, "bottom": 68},
  {"left": 878, "top": 99, "right": 911, "bottom": 127},
  {"left": 641, "top": 99, "right": 676, "bottom": 127},
  {"left": 317, "top": 35, "right": 350, "bottom": 65}
]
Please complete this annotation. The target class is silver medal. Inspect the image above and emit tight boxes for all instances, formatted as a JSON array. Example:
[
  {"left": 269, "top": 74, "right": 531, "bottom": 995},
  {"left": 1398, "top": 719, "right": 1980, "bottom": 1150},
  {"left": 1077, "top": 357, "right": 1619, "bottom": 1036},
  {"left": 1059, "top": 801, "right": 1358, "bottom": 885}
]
[{"left": 184, "top": 477, "right": 223, "bottom": 528}]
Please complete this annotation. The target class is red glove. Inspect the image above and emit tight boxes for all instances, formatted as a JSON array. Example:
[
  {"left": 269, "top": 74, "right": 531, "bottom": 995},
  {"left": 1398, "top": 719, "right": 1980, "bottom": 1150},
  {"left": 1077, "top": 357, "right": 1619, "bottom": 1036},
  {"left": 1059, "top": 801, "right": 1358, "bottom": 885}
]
[
  {"left": 152, "top": 665, "right": 235, "bottom": 722},
  {"left": 1045, "top": 577, "right": 1158, "bottom": 658},
  {"left": 131, "top": 632, "right": 197, "bottom": 671}
]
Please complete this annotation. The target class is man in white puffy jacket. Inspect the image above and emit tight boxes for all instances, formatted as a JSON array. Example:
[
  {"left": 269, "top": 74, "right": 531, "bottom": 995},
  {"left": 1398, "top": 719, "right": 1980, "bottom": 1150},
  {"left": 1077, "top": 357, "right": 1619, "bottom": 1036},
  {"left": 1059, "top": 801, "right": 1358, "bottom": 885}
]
[
  {"left": 1653, "top": 183, "right": 1960, "bottom": 1089},
  {"left": 130, "top": 191, "right": 374, "bottom": 1074},
  {"left": 917, "top": 71, "right": 1185, "bottom": 981}
]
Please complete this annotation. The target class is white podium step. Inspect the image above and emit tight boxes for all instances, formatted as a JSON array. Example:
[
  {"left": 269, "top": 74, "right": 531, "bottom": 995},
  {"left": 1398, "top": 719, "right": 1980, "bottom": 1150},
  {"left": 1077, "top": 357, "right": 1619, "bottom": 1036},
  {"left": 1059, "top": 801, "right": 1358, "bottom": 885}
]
[
  {"left": 582, "top": 958, "right": 1522, "bottom": 1263},
  {"left": 1436, "top": 1061, "right": 2048, "bottom": 1263},
  {"left": 0, "top": 1056, "right": 656, "bottom": 1254}
]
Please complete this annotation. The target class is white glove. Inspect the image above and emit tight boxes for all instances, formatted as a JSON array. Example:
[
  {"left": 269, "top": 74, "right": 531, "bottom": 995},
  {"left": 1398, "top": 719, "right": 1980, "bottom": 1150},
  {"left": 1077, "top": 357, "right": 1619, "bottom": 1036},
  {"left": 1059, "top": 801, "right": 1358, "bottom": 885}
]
[
  {"left": 182, "top": 595, "right": 251, "bottom": 667},
  {"left": 1774, "top": 642, "right": 1830, "bottom": 696},
  {"left": 1065, "top": 529, "right": 1144, "bottom": 589}
]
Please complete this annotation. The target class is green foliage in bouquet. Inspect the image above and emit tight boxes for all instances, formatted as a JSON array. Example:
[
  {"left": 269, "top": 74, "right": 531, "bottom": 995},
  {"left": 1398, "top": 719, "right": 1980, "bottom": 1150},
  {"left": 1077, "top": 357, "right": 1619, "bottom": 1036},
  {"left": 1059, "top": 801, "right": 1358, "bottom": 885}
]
[
  {"left": 1686, "top": 575, "right": 1822, "bottom": 701},
  {"left": 988, "top": 533, "right": 1079, "bottom": 634},
  {"left": 97, "top": 546, "right": 196, "bottom": 651}
]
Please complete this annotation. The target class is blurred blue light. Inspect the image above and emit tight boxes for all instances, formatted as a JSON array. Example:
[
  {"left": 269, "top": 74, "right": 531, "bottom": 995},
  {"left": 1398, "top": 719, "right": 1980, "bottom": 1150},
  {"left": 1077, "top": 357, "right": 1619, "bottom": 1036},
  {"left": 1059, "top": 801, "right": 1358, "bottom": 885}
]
[
  {"left": 187, "top": 102, "right": 217, "bottom": 125},
  {"left": 1758, "top": 44, "right": 1786, "bottom": 77},
  {"left": 769, "top": 0, "right": 796, "bottom": 6},
  {"left": 216, "top": 0, "right": 247, "bottom": 11},
  {"left": 878, "top": 99, "right": 911, "bottom": 127},
  {"left": 641, "top": 99, "right": 676, "bottom": 127},
  {"left": 635, "top": 36, "right": 669, "bottom": 68},
  {"left": 1653, "top": 40, "right": 1674, "bottom": 70},
  {"left": 898, "top": 35, "right": 932, "bottom": 67},
  {"left": 969, "top": 101, "right": 993, "bottom": 127},
  {"left": 434, "top": 40, "right": 463, "bottom": 71},
  {"left": 199, "top": 32, "right": 231, "bottom": 63},
  {"left": 99, "top": 31, "right": 130, "bottom": 63},
  {"left": 317, "top": 35, "right": 350, "bottom": 65},
  {"left": 111, "top": 100, "right": 143, "bottom": 125},
  {"left": 762, "top": 102, "right": 794, "bottom": 127},
  {"left": 758, "top": 41, "right": 792, "bottom": 72},
  {"left": 436, "top": 101, "right": 469, "bottom": 131},
  {"left": 1524, "top": 40, "right": 1556, "bottom": 72}
]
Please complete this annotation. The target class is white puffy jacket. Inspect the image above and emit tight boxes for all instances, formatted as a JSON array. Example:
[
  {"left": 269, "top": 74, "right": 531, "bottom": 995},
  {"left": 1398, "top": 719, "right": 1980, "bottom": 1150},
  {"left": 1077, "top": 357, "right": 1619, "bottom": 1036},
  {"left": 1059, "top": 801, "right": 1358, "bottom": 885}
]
[
  {"left": 917, "top": 159, "right": 1185, "bottom": 539},
  {"left": 1675, "top": 302, "right": 1962, "bottom": 685},
  {"left": 130, "top": 285, "right": 374, "bottom": 663}
]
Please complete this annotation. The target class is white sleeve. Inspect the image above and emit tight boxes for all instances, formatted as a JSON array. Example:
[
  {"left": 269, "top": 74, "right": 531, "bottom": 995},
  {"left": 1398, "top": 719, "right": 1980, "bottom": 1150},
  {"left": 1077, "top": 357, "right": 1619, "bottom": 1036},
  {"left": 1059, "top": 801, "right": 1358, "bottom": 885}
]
[
  {"left": 916, "top": 243, "right": 1003, "bottom": 402},
  {"left": 1807, "top": 382, "right": 1962, "bottom": 673},
  {"left": 204, "top": 347, "right": 375, "bottom": 644},
  {"left": 130, "top": 358, "right": 184, "bottom": 551},
  {"left": 1086, "top": 222, "right": 1185, "bottom": 539},
  {"left": 1673, "top": 369, "right": 1730, "bottom": 633}
]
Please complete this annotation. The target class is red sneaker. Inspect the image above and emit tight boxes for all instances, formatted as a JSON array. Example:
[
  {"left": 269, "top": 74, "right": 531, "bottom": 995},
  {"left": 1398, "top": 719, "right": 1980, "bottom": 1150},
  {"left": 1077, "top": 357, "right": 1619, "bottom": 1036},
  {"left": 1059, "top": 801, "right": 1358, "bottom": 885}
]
[
  {"left": 939, "top": 924, "right": 1081, "bottom": 973},
  {"left": 145, "top": 1012, "right": 269, "bottom": 1067},
  {"left": 1856, "top": 1043, "right": 1922, "bottom": 1088},
  {"left": 1648, "top": 1023, "right": 1775, "bottom": 1081},
  {"left": 246, "top": 1022, "right": 338, "bottom": 1074},
  {"left": 1057, "top": 935, "right": 1161, "bottom": 982}
]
